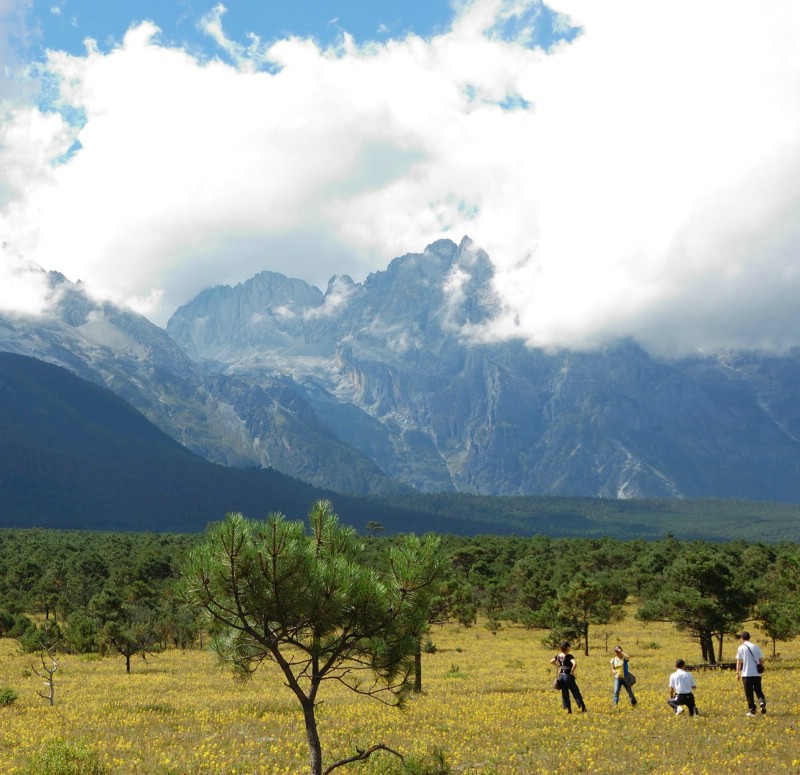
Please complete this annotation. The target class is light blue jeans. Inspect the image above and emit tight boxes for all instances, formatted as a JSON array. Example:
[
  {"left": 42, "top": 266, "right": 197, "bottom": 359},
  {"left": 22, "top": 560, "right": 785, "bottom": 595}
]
[{"left": 613, "top": 677, "right": 637, "bottom": 705}]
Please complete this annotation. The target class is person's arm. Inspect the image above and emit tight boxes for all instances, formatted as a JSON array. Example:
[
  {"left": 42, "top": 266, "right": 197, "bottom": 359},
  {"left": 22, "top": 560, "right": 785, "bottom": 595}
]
[
  {"left": 619, "top": 650, "right": 631, "bottom": 660},
  {"left": 569, "top": 656, "right": 577, "bottom": 675},
  {"left": 736, "top": 656, "right": 743, "bottom": 681},
  {"left": 550, "top": 655, "right": 558, "bottom": 666}
]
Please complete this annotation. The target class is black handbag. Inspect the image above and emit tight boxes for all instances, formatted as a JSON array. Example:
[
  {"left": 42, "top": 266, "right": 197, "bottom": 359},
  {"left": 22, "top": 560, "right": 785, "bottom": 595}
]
[{"left": 745, "top": 643, "right": 765, "bottom": 674}]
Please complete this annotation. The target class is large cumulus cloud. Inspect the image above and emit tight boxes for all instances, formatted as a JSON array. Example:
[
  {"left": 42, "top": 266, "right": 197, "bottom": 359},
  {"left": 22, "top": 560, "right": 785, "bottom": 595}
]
[{"left": 1, "top": 0, "right": 799, "bottom": 357}]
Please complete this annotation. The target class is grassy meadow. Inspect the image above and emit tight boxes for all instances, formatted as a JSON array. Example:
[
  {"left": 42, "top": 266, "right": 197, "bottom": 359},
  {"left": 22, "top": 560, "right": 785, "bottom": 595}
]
[{"left": 1, "top": 613, "right": 799, "bottom": 774}]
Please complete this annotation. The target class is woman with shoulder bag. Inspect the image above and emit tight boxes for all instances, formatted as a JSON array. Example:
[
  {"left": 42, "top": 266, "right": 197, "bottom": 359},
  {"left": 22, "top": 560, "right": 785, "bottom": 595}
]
[
  {"left": 550, "top": 641, "right": 587, "bottom": 714},
  {"left": 611, "top": 645, "right": 638, "bottom": 707}
]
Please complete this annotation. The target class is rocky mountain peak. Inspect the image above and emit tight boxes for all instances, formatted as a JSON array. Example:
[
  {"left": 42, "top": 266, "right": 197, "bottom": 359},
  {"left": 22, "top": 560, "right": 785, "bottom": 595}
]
[
  {"left": 6, "top": 238, "right": 800, "bottom": 502},
  {"left": 166, "top": 270, "right": 324, "bottom": 362}
]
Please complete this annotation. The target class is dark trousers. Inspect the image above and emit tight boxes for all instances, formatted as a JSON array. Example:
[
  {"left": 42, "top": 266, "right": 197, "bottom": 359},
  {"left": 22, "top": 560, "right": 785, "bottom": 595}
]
[
  {"left": 559, "top": 674, "right": 585, "bottom": 712},
  {"left": 743, "top": 676, "right": 766, "bottom": 712},
  {"left": 668, "top": 692, "right": 697, "bottom": 715}
]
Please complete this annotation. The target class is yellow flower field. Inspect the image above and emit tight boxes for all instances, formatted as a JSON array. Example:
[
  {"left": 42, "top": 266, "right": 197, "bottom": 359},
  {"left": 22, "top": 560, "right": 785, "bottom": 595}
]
[{"left": 0, "top": 614, "right": 798, "bottom": 774}]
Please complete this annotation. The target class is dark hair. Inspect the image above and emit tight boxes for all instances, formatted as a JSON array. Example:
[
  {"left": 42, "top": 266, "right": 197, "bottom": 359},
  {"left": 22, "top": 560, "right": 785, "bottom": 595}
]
[
  {"left": 675, "top": 658, "right": 685, "bottom": 668},
  {"left": 740, "top": 631, "right": 750, "bottom": 640},
  {"left": 560, "top": 641, "right": 570, "bottom": 649}
]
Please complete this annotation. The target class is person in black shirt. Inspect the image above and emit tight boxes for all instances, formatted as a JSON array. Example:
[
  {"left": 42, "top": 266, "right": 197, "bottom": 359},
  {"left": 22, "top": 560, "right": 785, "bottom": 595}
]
[{"left": 550, "top": 641, "right": 587, "bottom": 713}]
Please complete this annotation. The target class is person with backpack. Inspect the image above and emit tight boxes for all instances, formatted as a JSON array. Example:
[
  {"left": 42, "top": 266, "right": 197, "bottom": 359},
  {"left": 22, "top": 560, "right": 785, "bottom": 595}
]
[
  {"left": 736, "top": 631, "right": 766, "bottom": 716},
  {"left": 550, "top": 641, "right": 587, "bottom": 714},
  {"left": 610, "top": 645, "right": 637, "bottom": 707}
]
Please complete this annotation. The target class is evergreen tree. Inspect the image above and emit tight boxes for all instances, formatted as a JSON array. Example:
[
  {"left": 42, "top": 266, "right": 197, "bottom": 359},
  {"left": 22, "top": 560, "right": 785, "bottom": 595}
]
[{"left": 182, "top": 500, "right": 444, "bottom": 775}]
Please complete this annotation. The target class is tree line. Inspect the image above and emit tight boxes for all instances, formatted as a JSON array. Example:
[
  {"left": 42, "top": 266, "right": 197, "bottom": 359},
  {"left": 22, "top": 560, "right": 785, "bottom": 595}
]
[
  {"left": 1, "top": 521, "right": 798, "bottom": 667},
  {"left": 0, "top": 528, "right": 198, "bottom": 670}
]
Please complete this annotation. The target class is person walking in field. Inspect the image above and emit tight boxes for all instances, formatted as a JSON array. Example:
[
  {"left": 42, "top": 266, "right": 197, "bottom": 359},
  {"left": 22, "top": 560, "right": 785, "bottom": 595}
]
[
  {"left": 667, "top": 659, "right": 698, "bottom": 716},
  {"left": 551, "top": 641, "right": 586, "bottom": 714},
  {"left": 610, "top": 644, "right": 637, "bottom": 707},
  {"left": 736, "top": 631, "right": 766, "bottom": 716}
]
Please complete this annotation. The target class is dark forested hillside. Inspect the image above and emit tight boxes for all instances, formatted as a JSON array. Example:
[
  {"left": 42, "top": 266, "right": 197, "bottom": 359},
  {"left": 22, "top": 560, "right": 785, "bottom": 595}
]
[
  {"left": 0, "top": 352, "right": 492, "bottom": 535},
  {"left": 4, "top": 351, "right": 800, "bottom": 540},
  {"left": 370, "top": 492, "right": 800, "bottom": 542}
]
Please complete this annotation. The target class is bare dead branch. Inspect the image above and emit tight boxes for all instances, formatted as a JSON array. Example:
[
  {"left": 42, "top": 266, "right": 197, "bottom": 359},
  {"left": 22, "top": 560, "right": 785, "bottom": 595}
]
[{"left": 323, "top": 743, "right": 404, "bottom": 775}]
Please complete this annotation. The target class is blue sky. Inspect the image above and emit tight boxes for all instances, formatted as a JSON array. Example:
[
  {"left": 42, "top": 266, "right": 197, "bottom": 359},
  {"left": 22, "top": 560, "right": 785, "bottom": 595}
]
[
  {"left": 27, "top": 0, "right": 571, "bottom": 60},
  {"left": 32, "top": 1, "right": 457, "bottom": 55},
  {"left": 2, "top": 1, "right": 800, "bottom": 356}
]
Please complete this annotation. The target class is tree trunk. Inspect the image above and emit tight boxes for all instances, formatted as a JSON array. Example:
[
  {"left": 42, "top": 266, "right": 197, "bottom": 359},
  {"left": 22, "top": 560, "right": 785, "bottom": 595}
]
[
  {"left": 716, "top": 632, "right": 724, "bottom": 664},
  {"left": 583, "top": 623, "right": 590, "bottom": 656},
  {"left": 301, "top": 698, "right": 323, "bottom": 775},
  {"left": 125, "top": 653, "right": 131, "bottom": 674},
  {"left": 413, "top": 640, "right": 422, "bottom": 693},
  {"left": 700, "top": 632, "right": 716, "bottom": 664}
]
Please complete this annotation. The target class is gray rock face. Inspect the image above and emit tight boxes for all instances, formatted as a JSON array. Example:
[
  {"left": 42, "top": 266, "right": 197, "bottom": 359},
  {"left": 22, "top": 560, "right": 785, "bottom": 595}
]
[
  {"left": 4, "top": 239, "right": 800, "bottom": 501},
  {"left": 163, "top": 237, "right": 800, "bottom": 501},
  {"left": 166, "top": 271, "right": 325, "bottom": 362}
]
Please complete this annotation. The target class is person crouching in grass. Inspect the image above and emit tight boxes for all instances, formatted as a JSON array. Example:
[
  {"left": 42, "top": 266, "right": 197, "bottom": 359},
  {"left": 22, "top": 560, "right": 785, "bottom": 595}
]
[{"left": 667, "top": 659, "right": 698, "bottom": 716}]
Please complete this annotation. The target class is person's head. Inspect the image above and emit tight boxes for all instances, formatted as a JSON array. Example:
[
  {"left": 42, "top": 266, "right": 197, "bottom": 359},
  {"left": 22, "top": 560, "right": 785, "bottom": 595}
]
[
  {"left": 613, "top": 645, "right": 623, "bottom": 656},
  {"left": 740, "top": 631, "right": 750, "bottom": 642},
  {"left": 560, "top": 641, "right": 571, "bottom": 652},
  {"left": 675, "top": 658, "right": 685, "bottom": 669}
]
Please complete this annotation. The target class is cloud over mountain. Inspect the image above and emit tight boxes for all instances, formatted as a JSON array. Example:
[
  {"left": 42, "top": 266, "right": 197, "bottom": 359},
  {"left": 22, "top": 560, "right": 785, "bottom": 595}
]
[{"left": 1, "top": 1, "right": 799, "bottom": 356}]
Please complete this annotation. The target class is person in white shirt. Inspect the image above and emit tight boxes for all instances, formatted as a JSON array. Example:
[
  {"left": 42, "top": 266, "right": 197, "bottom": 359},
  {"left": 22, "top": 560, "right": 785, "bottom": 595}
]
[
  {"left": 667, "top": 659, "right": 698, "bottom": 716},
  {"left": 736, "top": 630, "right": 766, "bottom": 716}
]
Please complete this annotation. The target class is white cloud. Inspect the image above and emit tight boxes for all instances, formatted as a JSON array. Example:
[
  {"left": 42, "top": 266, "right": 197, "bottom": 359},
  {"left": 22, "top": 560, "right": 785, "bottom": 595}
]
[
  {"left": 0, "top": 245, "right": 58, "bottom": 315},
  {"left": 0, "top": 0, "right": 799, "bottom": 356}
]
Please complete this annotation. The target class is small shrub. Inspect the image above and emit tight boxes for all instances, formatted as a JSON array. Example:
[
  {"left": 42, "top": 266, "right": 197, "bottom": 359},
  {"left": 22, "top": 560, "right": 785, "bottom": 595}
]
[
  {"left": 0, "top": 609, "right": 14, "bottom": 636},
  {"left": 444, "top": 663, "right": 466, "bottom": 679},
  {"left": 404, "top": 747, "right": 452, "bottom": 775},
  {"left": 422, "top": 639, "right": 437, "bottom": 654},
  {"left": 21, "top": 738, "right": 108, "bottom": 775},
  {"left": 641, "top": 641, "right": 661, "bottom": 650},
  {"left": 19, "top": 621, "right": 62, "bottom": 654},
  {"left": 8, "top": 613, "right": 35, "bottom": 639},
  {"left": 0, "top": 686, "right": 18, "bottom": 706}
]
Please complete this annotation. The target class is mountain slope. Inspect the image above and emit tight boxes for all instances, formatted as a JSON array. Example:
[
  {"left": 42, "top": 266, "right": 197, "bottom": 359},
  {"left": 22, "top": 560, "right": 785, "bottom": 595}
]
[
  {"left": 0, "top": 267, "right": 404, "bottom": 495},
  {"left": 0, "top": 352, "right": 496, "bottom": 535}
]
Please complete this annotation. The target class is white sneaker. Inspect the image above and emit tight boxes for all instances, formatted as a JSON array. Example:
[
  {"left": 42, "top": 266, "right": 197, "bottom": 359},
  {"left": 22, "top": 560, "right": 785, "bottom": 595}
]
[
  {"left": 746, "top": 711, "right": 756, "bottom": 717},
  {"left": 675, "top": 706, "right": 685, "bottom": 715}
]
